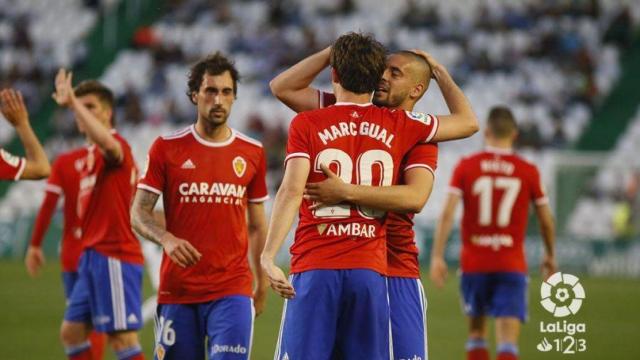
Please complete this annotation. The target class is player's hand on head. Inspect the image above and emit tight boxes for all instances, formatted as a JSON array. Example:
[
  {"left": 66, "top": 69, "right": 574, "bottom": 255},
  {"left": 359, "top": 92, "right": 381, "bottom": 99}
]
[
  {"left": 0, "top": 89, "right": 29, "bottom": 127},
  {"left": 51, "top": 68, "right": 74, "bottom": 107},
  {"left": 409, "top": 49, "right": 445, "bottom": 80},
  {"left": 24, "top": 246, "right": 45, "bottom": 278},
  {"left": 161, "top": 233, "right": 202, "bottom": 268},
  {"left": 305, "top": 163, "right": 349, "bottom": 209},
  {"left": 261, "top": 261, "right": 295, "bottom": 299},
  {"left": 429, "top": 256, "right": 448, "bottom": 289}
]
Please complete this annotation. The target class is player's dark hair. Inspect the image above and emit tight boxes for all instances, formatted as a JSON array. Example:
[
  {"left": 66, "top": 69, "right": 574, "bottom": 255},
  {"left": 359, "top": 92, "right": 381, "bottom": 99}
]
[
  {"left": 187, "top": 52, "right": 240, "bottom": 104},
  {"left": 74, "top": 80, "right": 116, "bottom": 125},
  {"left": 330, "top": 32, "right": 387, "bottom": 94},
  {"left": 487, "top": 106, "right": 517, "bottom": 138}
]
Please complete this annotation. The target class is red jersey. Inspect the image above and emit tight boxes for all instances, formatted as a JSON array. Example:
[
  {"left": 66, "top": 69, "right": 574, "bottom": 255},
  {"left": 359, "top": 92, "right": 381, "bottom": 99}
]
[
  {"left": 78, "top": 132, "right": 142, "bottom": 264},
  {"left": 138, "top": 126, "right": 269, "bottom": 304},
  {"left": 319, "top": 91, "right": 438, "bottom": 278},
  {"left": 286, "top": 102, "right": 439, "bottom": 275},
  {"left": 31, "top": 148, "right": 88, "bottom": 272},
  {"left": 0, "top": 148, "right": 25, "bottom": 180},
  {"left": 449, "top": 147, "right": 548, "bottom": 273}
]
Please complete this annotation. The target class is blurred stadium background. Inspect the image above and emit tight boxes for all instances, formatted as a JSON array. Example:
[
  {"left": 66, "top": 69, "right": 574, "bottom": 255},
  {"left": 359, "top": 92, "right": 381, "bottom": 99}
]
[{"left": 0, "top": 0, "right": 639, "bottom": 359}]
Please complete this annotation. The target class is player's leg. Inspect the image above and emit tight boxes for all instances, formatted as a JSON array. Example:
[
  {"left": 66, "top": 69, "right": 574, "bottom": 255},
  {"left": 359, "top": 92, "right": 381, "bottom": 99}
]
[
  {"left": 63, "top": 270, "right": 107, "bottom": 360},
  {"left": 461, "top": 273, "right": 491, "bottom": 360},
  {"left": 61, "top": 255, "right": 94, "bottom": 360},
  {"left": 154, "top": 304, "right": 205, "bottom": 360},
  {"left": 335, "top": 269, "right": 390, "bottom": 360},
  {"left": 275, "top": 270, "right": 342, "bottom": 360},
  {"left": 387, "top": 277, "right": 428, "bottom": 360},
  {"left": 490, "top": 273, "right": 528, "bottom": 360},
  {"left": 86, "top": 250, "right": 145, "bottom": 359},
  {"left": 204, "top": 296, "right": 254, "bottom": 359}
]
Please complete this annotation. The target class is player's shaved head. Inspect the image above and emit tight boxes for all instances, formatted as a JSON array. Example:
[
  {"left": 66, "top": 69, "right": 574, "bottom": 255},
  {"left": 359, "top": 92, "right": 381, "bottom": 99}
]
[
  {"left": 395, "top": 50, "right": 432, "bottom": 86},
  {"left": 487, "top": 106, "right": 518, "bottom": 139}
]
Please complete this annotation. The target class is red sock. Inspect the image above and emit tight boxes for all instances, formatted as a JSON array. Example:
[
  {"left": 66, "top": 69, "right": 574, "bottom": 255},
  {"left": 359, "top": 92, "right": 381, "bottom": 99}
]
[
  {"left": 89, "top": 331, "right": 106, "bottom": 360},
  {"left": 497, "top": 353, "right": 518, "bottom": 360},
  {"left": 68, "top": 348, "right": 92, "bottom": 360},
  {"left": 467, "top": 348, "right": 489, "bottom": 360}
]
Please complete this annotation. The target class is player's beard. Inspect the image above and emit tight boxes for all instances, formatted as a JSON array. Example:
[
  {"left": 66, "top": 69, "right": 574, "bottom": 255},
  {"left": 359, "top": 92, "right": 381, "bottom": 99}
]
[
  {"left": 205, "top": 106, "right": 228, "bottom": 126},
  {"left": 373, "top": 89, "right": 405, "bottom": 109}
]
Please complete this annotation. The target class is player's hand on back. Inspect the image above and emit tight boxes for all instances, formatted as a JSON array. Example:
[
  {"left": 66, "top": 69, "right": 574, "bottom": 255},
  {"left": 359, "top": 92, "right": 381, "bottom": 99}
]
[
  {"left": 25, "top": 246, "right": 45, "bottom": 277},
  {"left": 429, "top": 256, "right": 448, "bottom": 288},
  {"left": 160, "top": 233, "right": 202, "bottom": 268},
  {"left": 0, "top": 89, "right": 29, "bottom": 127},
  {"left": 305, "top": 163, "right": 350, "bottom": 210},
  {"left": 261, "top": 258, "right": 295, "bottom": 299},
  {"left": 540, "top": 254, "right": 558, "bottom": 280},
  {"left": 51, "top": 69, "right": 75, "bottom": 107}
]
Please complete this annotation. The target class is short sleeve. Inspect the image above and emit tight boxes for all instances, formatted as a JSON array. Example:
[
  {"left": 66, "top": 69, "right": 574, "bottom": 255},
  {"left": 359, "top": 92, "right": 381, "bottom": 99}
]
[
  {"left": 137, "top": 137, "right": 165, "bottom": 196},
  {"left": 248, "top": 148, "right": 269, "bottom": 203},
  {"left": 530, "top": 165, "right": 548, "bottom": 206},
  {"left": 45, "top": 158, "right": 64, "bottom": 195},
  {"left": 318, "top": 90, "right": 337, "bottom": 108},
  {"left": 403, "top": 143, "right": 438, "bottom": 175},
  {"left": 448, "top": 159, "right": 465, "bottom": 196},
  {"left": 0, "top": 148, "right": 25, "bottom": 181},
  {"left": 403, "top": 111, "right": 440, "bottom": 144},
  {"left": 284, "top": 113, "right": 311, "bottom": 165}
]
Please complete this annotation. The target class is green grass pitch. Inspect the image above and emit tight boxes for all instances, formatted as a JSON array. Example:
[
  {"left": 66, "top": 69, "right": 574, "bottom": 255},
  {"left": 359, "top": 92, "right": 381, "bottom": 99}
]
[{"left": 1, "top": 260, "right": 638, "bottom": 359}]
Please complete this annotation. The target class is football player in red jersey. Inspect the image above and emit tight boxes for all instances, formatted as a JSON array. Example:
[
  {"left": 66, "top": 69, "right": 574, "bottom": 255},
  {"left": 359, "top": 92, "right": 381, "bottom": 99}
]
[
  {"left": 0, "top": 88, "right": 50, "bottom": 180},
  {"left": 25, "top": 144, "right": 107, "bottom": 360},
  {"left": 261, "top": 32, "right": 474, "bottom": 360},
  {"left": 269, "top": 46, "right": 477, "bottom": 359},
  {"left": 52, "top": 71, "right": 145, "bottom": 360},
  {"left": 131, "top": 53, "right": 269, "bottom": 360},
  {"left": 430, "top": 107, "right": 557, "bottom": 360}
]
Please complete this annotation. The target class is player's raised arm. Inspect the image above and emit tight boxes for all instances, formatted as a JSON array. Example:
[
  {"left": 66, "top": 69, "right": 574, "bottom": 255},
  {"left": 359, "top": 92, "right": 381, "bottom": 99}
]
[
  {"left": 0, "top": 89, "right": 50, "bottom": 179},
  {"left": 247, "top": 202, "right": 269, "bottom": 316},
  {"left": 52, "top": 69, "right": 123, "bottom": 164},
  {"left": 131, "top": 189, "right": 202, "bottom": 268},
  {"left": 430, "top": 192, "right": 460, "bottom": 288},
  {"left": 411, "top": 50, "right": 479, "bottom": 142},
  {"left": 305, "top": 162, "right": 434, "bottom": 214},
  {"left": 261, "top": 158, "right": 310, "bottom": 299},
  {"left": 269, "top": 46, "right": 331, "bottom": 112}
]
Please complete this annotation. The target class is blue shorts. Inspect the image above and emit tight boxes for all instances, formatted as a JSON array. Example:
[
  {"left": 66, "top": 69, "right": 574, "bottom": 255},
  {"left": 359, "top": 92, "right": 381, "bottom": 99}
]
[
  {"left": 275, "top": 269, "right": 390, "bottom": 360},
  {"left": 62, "top": 271, "right": 79, "bottom": 301},
  {"left": 388, "top": 277, "right": 428, "bottom": 360},
  {"left": 460, "top": 272, "right": 528, "bottom": 322},
  {"left": 64, "top": 249, "right": 143, "bottom": 333},
  {"left": 154, "top": 296, "right": 254, "bottom": 360}
]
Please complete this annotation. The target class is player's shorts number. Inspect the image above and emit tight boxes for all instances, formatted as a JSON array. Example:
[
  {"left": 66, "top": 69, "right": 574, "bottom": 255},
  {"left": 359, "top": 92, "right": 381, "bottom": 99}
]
[
  {"left": 156, "top": 316, "right": 176, "bottom": 346},
  {"left": 472, "top": 176, "right": 521, "bottom": 227},
  {"left": 313, "top": 148, "right": 394, "bottom": 219}
]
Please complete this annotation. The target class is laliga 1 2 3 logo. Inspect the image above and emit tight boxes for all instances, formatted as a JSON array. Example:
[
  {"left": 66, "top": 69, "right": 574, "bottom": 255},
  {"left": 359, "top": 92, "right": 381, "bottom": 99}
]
[
  {"left": 537, "top": 272, "right": 588, "bottom": 355},
  {"left": 540, "top": 272, "right": 585, "bottom": 317}
]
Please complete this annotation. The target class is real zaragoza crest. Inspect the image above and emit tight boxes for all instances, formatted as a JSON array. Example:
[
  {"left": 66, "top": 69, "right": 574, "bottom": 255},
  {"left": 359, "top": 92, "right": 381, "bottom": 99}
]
[{"left": 233, "top": 156, "right": 247, "bottom": 177}]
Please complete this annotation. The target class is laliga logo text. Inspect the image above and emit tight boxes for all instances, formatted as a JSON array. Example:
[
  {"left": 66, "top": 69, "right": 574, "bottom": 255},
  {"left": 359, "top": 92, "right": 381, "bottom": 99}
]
[{"left": 536, "top": 272, "right": 587, "bottom": 355}]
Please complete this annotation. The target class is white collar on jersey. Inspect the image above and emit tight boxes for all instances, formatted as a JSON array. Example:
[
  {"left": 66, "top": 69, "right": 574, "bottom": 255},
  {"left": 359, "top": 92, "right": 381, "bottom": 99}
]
[
  {"left": 333, "top": 102, "right": 373, "bottom": 107},
  {"left": 485, "top": 145, "right": 514, "bottom": 155},
  {"left": 190, "top": 125, "right": 236, "bottom": 147}
]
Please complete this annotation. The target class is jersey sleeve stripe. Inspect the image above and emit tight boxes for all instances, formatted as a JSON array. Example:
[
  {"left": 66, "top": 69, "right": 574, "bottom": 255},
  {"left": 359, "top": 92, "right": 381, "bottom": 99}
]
[
  {"left": 161, "top": 126, "right": 191, "bottom": 140},
  {"left": 535, "top": 196, "right": 549, "bottom": 206},
  {"left": 447, "top": 186, "right": 463, "bottom": 196},
  {"left": 248, "top": 195, "right": 270, "bottom": 203},
  {"left": 45, "top": 183, "right": 63, "bottom": 195},
  {"left": 235, "top": 132, "right": 264, "bottom": 148},
  {"left": 137, "top": 183, "right": 162, "bottom": 196},
  {"left": 425, "top": 115, "right": 439, "bottom": 143},
  {"left": 284, "top": 152, "right": 310, "bottom": 163},
  {"left": 14, "top": 158, "right": 26, "bottom": 180},
  {"left": 403, "top": 163, "right": 435, "bottom": 175}
]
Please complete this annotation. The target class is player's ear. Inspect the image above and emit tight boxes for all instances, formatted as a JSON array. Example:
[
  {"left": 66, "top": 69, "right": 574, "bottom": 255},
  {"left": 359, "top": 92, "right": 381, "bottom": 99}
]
[
  {"left": 411, "top": 83, "right": 424, "bottom": 99},
  {"left": 191, "top": 91, "right": 198, "bottom": 105}
]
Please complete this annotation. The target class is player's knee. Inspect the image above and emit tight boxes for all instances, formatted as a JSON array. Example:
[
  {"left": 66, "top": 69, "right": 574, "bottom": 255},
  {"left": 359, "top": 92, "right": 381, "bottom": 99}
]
[
  {"left": 60, "top": 322, "right": 87, "bottom": 346},
  {"left": 107, "top": 331, "right": 140, "bottom": 351}
]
